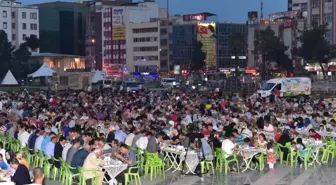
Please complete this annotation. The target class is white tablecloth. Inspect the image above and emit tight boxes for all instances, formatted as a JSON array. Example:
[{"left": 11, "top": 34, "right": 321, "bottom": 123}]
[
  {"left": 103, "top": 158, "right": 128, "bottom": 185},
  {"left": 161, "top": 148, "right": 200, "bottom": 174}
]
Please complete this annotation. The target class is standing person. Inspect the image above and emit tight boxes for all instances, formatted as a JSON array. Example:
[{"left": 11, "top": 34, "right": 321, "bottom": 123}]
[
  {"left": 267, "top": 142, "right": 276, "bottom": 170},
  {"left": 28, "top": 167, "right": 44, "bottom": 185}
]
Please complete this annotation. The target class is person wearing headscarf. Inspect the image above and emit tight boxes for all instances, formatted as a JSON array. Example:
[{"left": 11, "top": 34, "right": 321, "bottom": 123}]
[{"left": 5, "top": 149, "right": 15, "bottom": 164}]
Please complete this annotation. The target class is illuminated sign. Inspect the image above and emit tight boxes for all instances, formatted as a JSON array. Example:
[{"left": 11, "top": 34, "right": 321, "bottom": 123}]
[
  {"left": 183, "top": 13, "right": 206, "bottom": 21},
  {"left": 197, "top": 23, "right": 216, "bottom": 68}
]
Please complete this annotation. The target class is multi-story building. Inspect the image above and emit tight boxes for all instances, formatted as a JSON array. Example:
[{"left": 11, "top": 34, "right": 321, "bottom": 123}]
[
  {"left": 85, "top": 0, "right": 132, "bottom": 70},
  {"left": 288, "top": 0, "right": 308, "bottom": 11},
  {"left": 0, "top": 1, "right": 39, "bottom": 49},
  {"left": 247, "top": 10, "right": 306, "bottom": 68},
  {"left": 101, "top": 2, "right": 159, "bottom": 76},
  {"left": 33, "top": 2, "right": 88, "bottom": 56},
  {"left": 307, "top": 0, "right": 334, "bottom": 43},
  {"left": 172, "top": 22, "right": 248, "bottom": 70},
  {"left": 127, "top": 22, "right": 160, "bottom": 72}
]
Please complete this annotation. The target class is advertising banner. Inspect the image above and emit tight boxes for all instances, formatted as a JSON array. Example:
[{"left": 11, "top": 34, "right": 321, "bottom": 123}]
[
  {"left": 112, "top": 26, "right": 126, "bottom": 40},
  {"left": 112, "top": 7, "right": 125, "bottom": 26},
  {"left": 197, "top": 23, "right": 217, "bottom": 68}
]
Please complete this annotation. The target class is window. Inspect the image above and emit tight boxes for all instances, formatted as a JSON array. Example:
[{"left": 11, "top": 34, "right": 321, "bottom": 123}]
[
  {"left": 133, "top": 46, "right": 158, "bottom": 52},
  {"left": 3, "top": 11, "right": 7, "bottom": 18},
  {"left": 160, "top": 28, "right": 167, "bottom": 35},
  {"left": 23, "top": 34, "right": 26, "bottom": 40},
  {"left": 11, "top": 12, "right": 15, "bottom": 18},
  {"left": 22, "top": 12, "right": 26, "bottom": 19},
  {"left": 160, "top": 39, "right": 167, "bottom": 46},
  {"left": 325, "top": 13, "right": 332, "bottom": 24},
  {"left": 22, "top": 23, "right": 26, "bottom": 30},
  {"left": 30, "top": 12, "right": 37, "bottom": 19},
  {"left": 325, "top": 31, "right": 332, "bottom": 41},
  {"left": 312, "top": 15, "right": 320, "bottom": 24},
  {"left": 12, "top": 34, "right": 15, "bottom": 41},
  {"left": 133, "top": 37, "right": 157, "bottom": 42},
  {"left": 12, "top": 23, "right": 15, "bottom": 29},
  {"left": 312, "top": 0, "right": 319, "bottom": 8},
  {"left": 30, "top": 23, "right": 37, "bottom": 30},
  {"left": 133, "top": 56, "right": 159, "bottom": 61},
  {"left": 3, "top": 22, "right": 7, "bottom": 29},
  {"left": 133, "top": 27, "right": 158, "bottom": 33}
]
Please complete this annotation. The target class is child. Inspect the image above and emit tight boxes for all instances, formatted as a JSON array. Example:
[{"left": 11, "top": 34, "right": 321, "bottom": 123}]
[{"left": 267, "top": 142, "right": 276, "bottom": 170}]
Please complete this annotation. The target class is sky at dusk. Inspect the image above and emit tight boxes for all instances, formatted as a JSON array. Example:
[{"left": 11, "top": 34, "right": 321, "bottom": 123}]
[{"left": 24, "top": 0, "right": 287, "bottom": 22}]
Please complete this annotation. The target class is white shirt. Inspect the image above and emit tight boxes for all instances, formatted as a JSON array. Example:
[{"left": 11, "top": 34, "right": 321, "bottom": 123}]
[
  {"left": 19, "top": 131, "right": 30, "bottom": 148},
  {"left": 62, "top": 143, "right": 72, "bottom": 160},
  {"left": 35, "top": 136, "right": 44, "bottom": 150},
  {"left": 221, "top": 139, "right": 235, "bottom": 158},
  {"left": 69, "top": 120, "right": 76, "bottom": 128},
  {"left": 136, "top": 136, "right": 148, "bottom": 150},
  {"left": 264, "top": 124, "right": 274, "bottom": 133},
  {"left": 103, "top": 144, "right": 111, "bottom": 150},
  {"left": 125, "top": 133, "right": 135, "bottom": 146}
]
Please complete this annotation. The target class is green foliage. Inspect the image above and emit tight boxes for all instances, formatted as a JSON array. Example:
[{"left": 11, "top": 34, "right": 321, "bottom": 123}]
[
  {"left": 191, "top": 41, "right": 206, "bottom": 71},
  {"left": 25, "top": 35, "right": 39, "bottom": 52},
  {"left": 229, "top": 31, "right": 245, "bottom": 76},
  {"left": 254, "top": 26, "right": 292, "bottom": 75},
  {"left": 0, "top": 30, "right": 15, "bottom": 78},
  {"left": 296, "top": 22, "right": 335, "bottom": 79}
]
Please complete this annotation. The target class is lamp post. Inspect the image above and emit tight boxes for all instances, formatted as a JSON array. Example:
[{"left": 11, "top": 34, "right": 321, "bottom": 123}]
[{"left": 90, "top": 39, "right": 95, "bottom": 71}]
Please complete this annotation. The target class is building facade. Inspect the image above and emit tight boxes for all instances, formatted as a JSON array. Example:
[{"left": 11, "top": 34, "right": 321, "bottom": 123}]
[
  {"left": 35, "top": 2, "right": 88, "bottom": 56},
  {"left": 0, "top": 1, "right": 39, "bottom": 49},
  {"left": 101, "top": 2, "right": 159, "bottom": 76},
  {"left": 127, "top": 21, "right": 160, "bottom": 72},
  {"left": 307, "top": 0, "right": 334, "bottom": 43},
  {"left": 172, "top": 22, "right": 248, "bottom": 70}
]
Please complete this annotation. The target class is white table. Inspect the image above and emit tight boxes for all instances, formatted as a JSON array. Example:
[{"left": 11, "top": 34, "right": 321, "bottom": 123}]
[
  {"left": 103, "top": 158, "right": 128, "bottom": 185},
  {"left": 304, "top": 142, "right": 326, "bottom": 164},
  {"left": 161, "top": 148, "right": 200, "bottom": 174},
  {"left": 237, "top": 148, "right": 264, "bottom": 172}
]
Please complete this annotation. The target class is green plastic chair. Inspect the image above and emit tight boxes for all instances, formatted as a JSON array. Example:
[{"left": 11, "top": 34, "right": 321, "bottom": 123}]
[
  {"left": 144, "top": 152, "right": 165, "bottom": 180},
  {"left": 42, "top": 156, "right": 52, "bottom": 178},
  {"left": 215, "top": 148, "right": 239, "bottom": 174},
  {"left": 125, "top": 166, "right": 141, "bottom": 185},
  {"left": 321, "top": 144, "right": 336, "bottom": 164},
  {"left": 77, "top": 166, "right": 99, "bottom": 185},
  {"left": 295, "top": 147, "right": 314, "bottom": 170},
  {"left": 200, "top": 156, "right": 215, "bottom": 174},
  {"left": 63, "top": 163, "right": 81, "bottom": 185}
]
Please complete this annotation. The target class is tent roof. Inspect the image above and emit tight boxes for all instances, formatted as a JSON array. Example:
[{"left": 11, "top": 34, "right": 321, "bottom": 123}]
[
  {"left": 1, "top": 70, "right": 18, "bottom": 85},
  {"left": 27, "top": 63, "right": 56, "bottom": 78}
]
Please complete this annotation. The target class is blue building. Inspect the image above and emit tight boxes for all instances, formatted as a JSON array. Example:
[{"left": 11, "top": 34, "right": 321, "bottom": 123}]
[{"left": 172, "top": 22, "right": 247, "bottom": 70}]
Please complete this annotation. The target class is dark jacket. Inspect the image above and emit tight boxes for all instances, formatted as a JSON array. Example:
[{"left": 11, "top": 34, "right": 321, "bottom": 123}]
[
  {"left": 71, "top": 148, "right": 89, "bottom": 167},
  {"left": 11, "top": 164, "right": 31, "bottom": 185},
  {"left": 54, "top": 142, "right": 63, "bottom": 168},
  {"left": 28, "top": 133, "right": 38, "bottom": 149}
]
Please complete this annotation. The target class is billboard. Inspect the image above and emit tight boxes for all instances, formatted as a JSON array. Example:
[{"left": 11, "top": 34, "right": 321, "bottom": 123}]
[
  {"left": 112, "top": 26, "right": 126, "bottom": 40},
  {"left": 197, "top": 23, "right": 216, "bottom": 68},
  {"left": 112, "top": 7, "right": 125, "bottom": 26},
  {"left": 183, "top": 13, "right": 206, "bottom": 21}
]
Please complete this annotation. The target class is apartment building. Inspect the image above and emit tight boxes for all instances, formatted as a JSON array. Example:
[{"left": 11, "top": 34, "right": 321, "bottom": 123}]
[
  {"left": 0, "top": 1, "right": 39, "bottom": 49},
  {"left": 307, "top": 0, "right": 335, "bottom": 43}
]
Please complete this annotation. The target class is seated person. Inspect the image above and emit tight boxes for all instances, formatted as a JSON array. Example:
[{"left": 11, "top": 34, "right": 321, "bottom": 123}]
[{"left": 115, "top": 144, "right": 137, "bottom": 185}]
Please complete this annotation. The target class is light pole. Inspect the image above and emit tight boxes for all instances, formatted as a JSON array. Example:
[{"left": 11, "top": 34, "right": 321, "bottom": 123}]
[{"left": 90, "top": 39, "right": 95, "bottom": 71}]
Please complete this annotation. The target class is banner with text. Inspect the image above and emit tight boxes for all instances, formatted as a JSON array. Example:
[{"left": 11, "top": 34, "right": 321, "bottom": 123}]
[
  {"left": 197, "top": 22, "right": 217, "bottom": 68},
  {"left": 112, "top": 7, "right": 125, "bottom": 26},
  {"left": 112, "top": 26, "right": 126, "bottom": 40}
]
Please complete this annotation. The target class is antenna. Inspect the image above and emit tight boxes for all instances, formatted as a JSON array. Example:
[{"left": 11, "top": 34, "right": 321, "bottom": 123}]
[{"left": 260, "top": 0, "right": 264, "bottom": 20}]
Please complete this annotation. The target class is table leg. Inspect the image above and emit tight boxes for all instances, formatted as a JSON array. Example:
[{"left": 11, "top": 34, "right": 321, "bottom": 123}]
[
  {"left": 172, "top": 154, "right": 183, "bottom": 173},
  {"left": 241, "top": 157, "right": 254, "bottom": 172}
]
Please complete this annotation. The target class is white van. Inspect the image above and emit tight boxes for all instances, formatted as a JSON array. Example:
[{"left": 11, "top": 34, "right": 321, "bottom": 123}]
[
  {"left": 257, "top": 77, "right": 311, "bottom": 97},
  {"left": 161, "top": 78, "right": 180, "bottom": 88}
]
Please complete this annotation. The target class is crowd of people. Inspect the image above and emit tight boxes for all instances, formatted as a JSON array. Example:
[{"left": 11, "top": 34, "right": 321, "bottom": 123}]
[{"left": 0, "top": 88, "right": 334, "bottom": 185}]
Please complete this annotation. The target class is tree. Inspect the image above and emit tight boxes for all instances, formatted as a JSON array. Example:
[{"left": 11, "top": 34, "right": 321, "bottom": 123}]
[
  {"left": 296, "top": 22, "right": 335, "bottom": 80},
  {"left": 254, "top": 26, "right": 292, "bottom": 76},
  {"left": 12, "top": 43, "right": 32, "bottom": 78},
  {"left": 229, "top": 31, "right": 245, "bottom": 77},
  {"left": 25, "top": 35, "right": 39, "bottom": 52},
  {"left": 191, "top": 41, "right": 206, "bottom": 72},
  {"left": 0, "top": 30, "right": 14, "bottom": 77}
]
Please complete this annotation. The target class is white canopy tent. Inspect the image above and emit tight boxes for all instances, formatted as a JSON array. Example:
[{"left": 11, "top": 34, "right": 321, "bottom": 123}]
[
  {"left": 1, "top": 70, "right": 18, "bottom": 85},
  {"left": 27, "top": 63, "right": 55, "bottom": 78}
]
